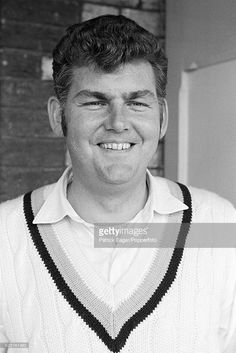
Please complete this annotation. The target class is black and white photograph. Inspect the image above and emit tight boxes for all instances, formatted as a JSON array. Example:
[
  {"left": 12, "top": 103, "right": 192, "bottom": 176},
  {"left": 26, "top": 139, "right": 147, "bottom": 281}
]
[{"left": 0, "top": 0, "right": 236, "bottom": 352}]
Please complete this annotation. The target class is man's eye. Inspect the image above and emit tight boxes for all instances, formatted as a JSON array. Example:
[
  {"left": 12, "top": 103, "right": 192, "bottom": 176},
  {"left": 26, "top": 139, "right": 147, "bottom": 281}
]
[
  {"left": 83, "top": 101, "right": 107, "bottom": 107},
  {"left": 127, "top": 101, "right": 149, "bottom": 108}
]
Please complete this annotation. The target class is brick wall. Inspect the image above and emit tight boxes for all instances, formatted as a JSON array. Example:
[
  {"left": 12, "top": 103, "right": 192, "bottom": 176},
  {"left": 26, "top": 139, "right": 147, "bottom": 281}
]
[{"left": 0, "top": 0, "right": 165, "bottom": 202}]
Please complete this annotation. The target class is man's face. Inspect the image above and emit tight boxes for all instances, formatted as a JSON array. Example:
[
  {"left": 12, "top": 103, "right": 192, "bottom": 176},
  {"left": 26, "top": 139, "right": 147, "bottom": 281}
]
[{"left": 64, "top": 60, "right": 165, "bottom": 186}]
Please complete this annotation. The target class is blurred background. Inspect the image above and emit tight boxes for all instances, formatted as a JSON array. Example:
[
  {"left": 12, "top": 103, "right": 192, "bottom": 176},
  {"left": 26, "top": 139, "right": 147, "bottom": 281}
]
[{"left": 1, "top": 0, "right": 236, "bottom": 206}]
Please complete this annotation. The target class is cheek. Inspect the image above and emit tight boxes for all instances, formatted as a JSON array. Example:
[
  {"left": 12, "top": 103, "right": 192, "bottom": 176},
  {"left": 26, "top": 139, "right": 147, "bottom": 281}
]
[
  {"left": 139, "top": 117, "right": 160, "bottom": 142},
  {"left": 66, "top": 109, "right": 101, "bottom": 141},
  {"left": 66, "top": 123, "right": 98, "bottom": 163},
  {"left": 66, "top": 116, "right": 90, "bottom": 144}
]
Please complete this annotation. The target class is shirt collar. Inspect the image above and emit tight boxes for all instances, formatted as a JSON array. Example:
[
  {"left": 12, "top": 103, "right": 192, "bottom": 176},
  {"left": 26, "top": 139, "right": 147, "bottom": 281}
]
[
  {"left": 33, "top": 167, "right": 81, "bottom": 225},
  {"left": 146, "top": 169, "right": 188, "bottom": 214},
  {"left": 33, "top": 167, "right": 188, "bottom": 225}
]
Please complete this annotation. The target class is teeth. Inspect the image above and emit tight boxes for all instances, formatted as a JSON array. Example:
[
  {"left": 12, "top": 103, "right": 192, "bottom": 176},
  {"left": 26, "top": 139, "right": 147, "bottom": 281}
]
[{"left": 100, "top": 143, "right": 131, "bottom": 150}]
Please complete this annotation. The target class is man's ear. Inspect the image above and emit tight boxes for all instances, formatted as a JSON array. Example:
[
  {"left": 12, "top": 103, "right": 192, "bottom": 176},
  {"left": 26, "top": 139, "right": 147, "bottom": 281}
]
[
  {"left": 47, "top": 96, "right": 64, "bottom": 137},
  {"left": 160, "top": 98, "right": 168, "bottom": 140}
]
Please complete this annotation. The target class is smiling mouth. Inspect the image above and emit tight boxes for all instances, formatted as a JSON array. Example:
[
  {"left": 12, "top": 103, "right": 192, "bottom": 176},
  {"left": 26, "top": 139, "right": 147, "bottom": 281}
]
[{"left": 98, "top": 142, "right": 135, "bottom": 151}]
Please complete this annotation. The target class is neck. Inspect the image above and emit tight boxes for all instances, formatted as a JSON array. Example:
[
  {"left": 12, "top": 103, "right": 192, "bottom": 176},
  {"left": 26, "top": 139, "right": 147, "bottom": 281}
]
[{"left": 67, "top": 174, "right": 148, "bottom": 223}]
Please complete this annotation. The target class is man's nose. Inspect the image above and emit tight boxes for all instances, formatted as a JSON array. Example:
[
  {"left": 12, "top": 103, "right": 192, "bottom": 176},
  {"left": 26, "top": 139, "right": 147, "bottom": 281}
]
[{"left": 104, "top": 104, "right": 129, "bottom": 132}]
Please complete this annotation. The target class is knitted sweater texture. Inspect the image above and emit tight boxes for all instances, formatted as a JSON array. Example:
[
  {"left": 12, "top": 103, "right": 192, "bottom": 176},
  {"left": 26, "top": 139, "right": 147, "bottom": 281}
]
[{"left": 1, "top": 181, "right": 236, "bottom": 353}]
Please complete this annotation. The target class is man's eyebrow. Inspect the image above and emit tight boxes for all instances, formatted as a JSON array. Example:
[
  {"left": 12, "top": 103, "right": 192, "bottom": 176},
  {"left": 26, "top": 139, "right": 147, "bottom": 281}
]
[
  {"left": 73, "top": 90, "right": 109, "bottom": 100},
  {"left": 125, "top": 90, "right": 156, "bottom": 100},
  {"left": 73, "top": 89, "right": 156, "bottom": 100}
]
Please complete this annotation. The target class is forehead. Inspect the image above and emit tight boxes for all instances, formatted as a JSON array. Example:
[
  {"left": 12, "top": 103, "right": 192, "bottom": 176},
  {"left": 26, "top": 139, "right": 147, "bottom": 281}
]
[{"left": 69, "top": 60, "right": 157, "bottom": 97}]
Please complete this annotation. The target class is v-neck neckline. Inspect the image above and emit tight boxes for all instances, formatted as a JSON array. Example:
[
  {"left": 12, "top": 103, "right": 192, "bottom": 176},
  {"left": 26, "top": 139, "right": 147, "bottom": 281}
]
[{"left": 23, "top": 181, "right": 192, "bottom": 353}]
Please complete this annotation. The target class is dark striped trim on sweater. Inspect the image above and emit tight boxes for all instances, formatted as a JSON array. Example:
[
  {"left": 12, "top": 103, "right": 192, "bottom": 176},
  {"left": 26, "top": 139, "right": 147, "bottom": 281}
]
[{"left": 23, "top": 182, "right": 192, "bottom": 353}]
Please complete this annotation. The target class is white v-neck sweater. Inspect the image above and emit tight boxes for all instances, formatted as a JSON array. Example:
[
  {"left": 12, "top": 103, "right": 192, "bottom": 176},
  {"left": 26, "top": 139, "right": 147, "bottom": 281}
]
[{"left": 1, "top": 182, "right": 236, "bottom": 353}]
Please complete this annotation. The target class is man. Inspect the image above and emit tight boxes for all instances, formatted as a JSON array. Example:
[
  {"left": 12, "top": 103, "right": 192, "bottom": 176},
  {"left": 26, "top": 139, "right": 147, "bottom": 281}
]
[{"left": 0, "top": 15, "right": 236, "bottom": 353}]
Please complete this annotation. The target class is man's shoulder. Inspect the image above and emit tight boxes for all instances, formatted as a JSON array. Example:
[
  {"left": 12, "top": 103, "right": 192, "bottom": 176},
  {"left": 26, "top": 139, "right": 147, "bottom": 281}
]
[
  {"left": 187, "top": 184, "right": 227, "bottom": 202},
  {"left": 185, "top": 184, "right": 236, "bottom": 222},
  {"left": 188, "top": 184, "right": 234, "bottom": 209},
  {"left": 151, "top": 174, "right": 224, "bottom": 205},
  {"left": 152, "top": 175, "right": 236, "bottom": 222},
  {"left": 0, "top": 182, "right": 56, "bottom": 220}
]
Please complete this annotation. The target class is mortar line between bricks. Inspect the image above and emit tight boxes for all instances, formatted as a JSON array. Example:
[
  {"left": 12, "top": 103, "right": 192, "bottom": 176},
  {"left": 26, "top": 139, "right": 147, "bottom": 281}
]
[
  {"left": 0, "top": 47, "right": 50, "bottom": 57},
  {"left": 0, "top": 76, "right": 52, "bottom": 81},
  {"left": 83, "top": 1, "right": 165, "bottom": 12},
  {"left": 120, "top": 7, "right": 165, "bottom": 14},
  {"left": 83, "top": 1, "right": 142, "bottom": 11},
  {"left": 0, "top": 166, "right": 65, "bottom": 172},
  {"left": 0, "top": 105, "right": 50, "bottom": 110},
  {"left": 0, "top": 47, "right": 53, "bottom": 56},
  {"left": 83, "top": 1, "right": 122, "bottom": 10},
  {"left": 1, "top": 19, "right": 77, "bottom": 30},
  {"left": 1, "top": 136, "right": 64, "bottom": 143},
  {"left": 0, "top": 77, "right": 53, "bottom": 82},
  {"left": 1, "top": 135, "right": 59, "bottom": 140},
  {"left": 0, "top": 104, "right": 51, "bottom": 110},
  {"left": 0, "top": 107, "right": 48, "bottom": 113}
]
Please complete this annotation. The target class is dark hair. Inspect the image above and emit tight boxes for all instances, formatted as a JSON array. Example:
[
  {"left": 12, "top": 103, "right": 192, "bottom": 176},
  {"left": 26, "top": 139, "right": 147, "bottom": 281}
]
[{"left": 52, "top": 15, "right": 168, "bottom": 135}]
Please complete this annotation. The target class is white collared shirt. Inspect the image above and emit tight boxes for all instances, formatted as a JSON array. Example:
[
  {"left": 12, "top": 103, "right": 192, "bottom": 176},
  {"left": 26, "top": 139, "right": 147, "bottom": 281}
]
[{"left": 33, "top": 167, "right": 188, "bottom": 285}]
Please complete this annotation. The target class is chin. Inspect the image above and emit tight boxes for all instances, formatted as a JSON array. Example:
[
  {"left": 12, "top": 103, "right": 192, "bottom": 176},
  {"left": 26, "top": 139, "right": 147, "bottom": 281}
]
[{"left": 97, "top": 164, "right": 137, "bottom": 185}]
